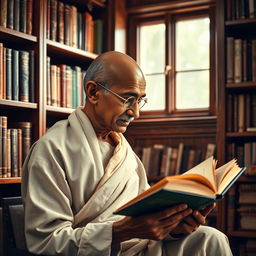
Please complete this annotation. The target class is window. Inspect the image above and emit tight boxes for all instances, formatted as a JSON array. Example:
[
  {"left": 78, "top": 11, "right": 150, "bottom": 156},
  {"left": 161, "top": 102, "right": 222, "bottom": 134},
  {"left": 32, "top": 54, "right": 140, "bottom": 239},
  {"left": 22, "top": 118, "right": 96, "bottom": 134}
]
[{"left": 130, "top": 8, "right": 215, "bottom": 117}]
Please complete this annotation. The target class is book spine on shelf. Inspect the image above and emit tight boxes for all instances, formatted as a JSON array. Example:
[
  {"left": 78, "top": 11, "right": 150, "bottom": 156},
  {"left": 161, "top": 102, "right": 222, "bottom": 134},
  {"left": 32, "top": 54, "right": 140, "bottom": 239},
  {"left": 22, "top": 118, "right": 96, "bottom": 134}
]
[
  {"left": 7, "top": 0, "right": 14, "bottom": 30},
  {"left": 0, "top": 117, "right": 2, "bottom": 178},
  {"left": 94, "top": 19, "right": 104, "bottom": 54},
  {"left": 12, "top": 50, "right": 19, "bottom": 101},
  {"left": 64, "top": 4, "right": 70, "bottom": 46},
  {"left": 56, "top": 65, "right": 61, "bottom": 107},
  {"left": 58, "top": 1, "right": 64, "bottom": 44},
  {"left": 29, "top": 50, "right": 35, "bottom": 102},
  {"left": 66, "top": 65, "right": 72, "bottom": 108},
  {"left": 46, "top": 0, "right": 50, "bottom": 39},
  {"left": 47, "top": 56, "right": 51, "bottom": 105},
  {"left": 252, "top": 40, "right": 256, "bottom": 82},
  {"left": 50, "top": 64, "right": 57, "bottom": 106},
  {"left": 226, "top": 37, "right": 234, "bottom": 83},
  {"left": 20, "top": 0, "right": 27, "bottom": 33},
  {"left": 60, "top": 64, "right": 66, "bottom": 108},
  {"left": 1, "top": 117, "right": 7, "bottom": 178},
  {"left": 17, "top": 128, "right": 22, "bottom": 177},
  {"left": 10, "top": 129, "right": 18, "bottom": 177},
  {"left": 6, "top": 129, "right": 11, "bottom": 178},
  {"left": 0, "top": 0, "right": 7, "bottom": 27},
  {"left": 26, "top": 0, "right": 33, "bottom": 35},
  {"left": 50, "top": 0, "right": 57, "bottom": 41},
  {"left": 14, "top": 0, "right": 20, "bottom": 31},
  {"left": 6, "top": 48, "right": 13, "bottom": 100},
  {"left": 234, "top": 39, "right": 242, "bottom": 83},
  {"left": 71, "top": 5, "right": 77, "bottom": 48},
  {"left": 0, "top": 43, "right": 4, "bottom": 100},
  {"left": 19, "top": 51, "right": 29, "bottom": 102}
]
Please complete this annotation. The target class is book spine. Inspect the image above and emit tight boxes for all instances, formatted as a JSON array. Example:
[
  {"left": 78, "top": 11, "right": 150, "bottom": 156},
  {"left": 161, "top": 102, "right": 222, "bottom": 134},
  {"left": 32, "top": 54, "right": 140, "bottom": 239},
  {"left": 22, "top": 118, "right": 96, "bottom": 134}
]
[
  {"left": 77, "top": 12, "right": 82, "bottom": 49},
  {"left": 50, "top": 0, "right": 57, "bottom": 41},
  {"left": 242, "top": 40, "right": 247, "bottom": 82},
  {"left": 7, "top": 0, "right": 14, "bottom": 29},
  {"left": 21, "top": 123, "right": 32, "bottom": 162},
  {"left": 60, "top": 64, "right": 66, "bottom": 107},
  {"left": 29, "top": 50, "right": 35, "bottom": 102},
  {"left": 19, "top": 51, "right": 29, "bottom": 102},
  {"left": 6, "top": 129, "right": 11, "bottom": 178},
  {"left": 58, "top": 1, "right": 64, "bottom": 44},
  {"left": 46, "top": 0, "right": 50, "bottom": 39},
  {"left": 10, "top": 129, "right": 18, "bottom": 177},
  {"left": 0, "top": 43, "right": 4, "bottom": 100},
  {"left": 66, "top": 65, "right": 72, "bottom": 108},
  {"left": 26, "top": 0, "right": 33, "bottom": 34},
  {"left": 72, "top": 67, "right": 77, "bottom": 108},
  {"left": 226, "top": 37, "right": 234, "bottom": 83},
  {"left": 234, "top": 39, "right": 242, "bottom": 83},
  {"left": 75, "top": 66, "right": 81, "bottom": 107},
  {"left": 13, "top": 0, "right": 20, "bottom": 31},
  {"left": 56, "top": 65, "right": 61, "bottom": 107},
  {"left": 252, "top": 40, "right": 256, "bottom": 82},
  {"left": 17, "top": 128, "right": 22, "bottom": 177},
  {"left": 20, "top": 0, "right": 27, "bottom": 33},
  {"left": 94, "top": 19, "right": 103, "bottom": 54},
  {"left": 0, "top": 117, "right": 2, "bottom": 178},
  {"left": 12, "top": 50, "right": 19, "bottom": 101},
  {"left": 238, "top": 94, "right": 245, "bottom": 132},
  {"left": 1, "top": 117, "right": 7, "bottom": 178},
  {"left": 64, "top": 4, "right": 70, "bottom": 45},
  {"left": 47, "top": 56, "right": 51, "bottom": 105},
  {"left": 6, "top": 48, "right": 12, "bottom": 100},
  {"left": 50, "top": 64, "right": 57, "bottom": 106},
  {"left": 0, "top": 0, "right": 7, "bottom": 27}
]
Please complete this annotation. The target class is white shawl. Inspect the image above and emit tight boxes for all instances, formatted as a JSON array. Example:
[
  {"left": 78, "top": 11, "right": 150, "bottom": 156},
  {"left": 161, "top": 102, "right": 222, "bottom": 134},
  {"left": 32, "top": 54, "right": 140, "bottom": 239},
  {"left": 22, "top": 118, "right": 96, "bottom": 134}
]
[{"left": 22, "top": 107, "right": 150, "bottom": 256}]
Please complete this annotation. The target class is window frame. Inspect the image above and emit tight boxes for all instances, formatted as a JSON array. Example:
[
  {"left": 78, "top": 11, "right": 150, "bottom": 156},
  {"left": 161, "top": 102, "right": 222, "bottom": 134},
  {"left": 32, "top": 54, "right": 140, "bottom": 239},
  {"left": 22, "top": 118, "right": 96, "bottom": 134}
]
[{"left": 128, "top": 6, "right": 216, "bottom": 118}]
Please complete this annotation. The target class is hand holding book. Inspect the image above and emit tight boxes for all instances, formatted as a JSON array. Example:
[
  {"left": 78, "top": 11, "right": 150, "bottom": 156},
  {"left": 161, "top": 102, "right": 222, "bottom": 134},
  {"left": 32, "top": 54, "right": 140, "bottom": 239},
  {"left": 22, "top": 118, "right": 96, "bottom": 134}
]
[{"left": 114, "top": 157, "right": 246, "bottom": 217}]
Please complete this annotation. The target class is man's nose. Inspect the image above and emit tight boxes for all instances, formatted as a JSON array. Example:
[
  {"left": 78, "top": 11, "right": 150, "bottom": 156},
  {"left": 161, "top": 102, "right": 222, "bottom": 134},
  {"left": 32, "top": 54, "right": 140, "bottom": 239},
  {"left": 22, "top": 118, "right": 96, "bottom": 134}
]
[{"left": 126, "top": 103, "right": 140, "bottom": 119}]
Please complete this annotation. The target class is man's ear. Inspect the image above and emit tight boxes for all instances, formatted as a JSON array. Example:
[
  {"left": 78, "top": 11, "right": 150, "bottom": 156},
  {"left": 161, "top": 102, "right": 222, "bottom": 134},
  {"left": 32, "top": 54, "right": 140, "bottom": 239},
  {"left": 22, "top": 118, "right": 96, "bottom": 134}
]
[{"left": 85, "top": 82, "right": 100, "bottom": 104}]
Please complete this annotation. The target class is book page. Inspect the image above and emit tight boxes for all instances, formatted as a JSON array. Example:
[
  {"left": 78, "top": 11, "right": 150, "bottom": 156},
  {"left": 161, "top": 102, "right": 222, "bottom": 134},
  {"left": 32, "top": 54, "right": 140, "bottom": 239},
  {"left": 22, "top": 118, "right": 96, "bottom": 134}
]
[
  {"left": 217, "top": 164, "right": 241, "bottom": 194},
  {"left": 182, "top": 156, "right": 217, "bottom": 192},
  {"left": 164, "top": 179, "right": 215, "bottom": 198},
  {"left": 215, "top": 159, "right": 237, "bottom": 186}
]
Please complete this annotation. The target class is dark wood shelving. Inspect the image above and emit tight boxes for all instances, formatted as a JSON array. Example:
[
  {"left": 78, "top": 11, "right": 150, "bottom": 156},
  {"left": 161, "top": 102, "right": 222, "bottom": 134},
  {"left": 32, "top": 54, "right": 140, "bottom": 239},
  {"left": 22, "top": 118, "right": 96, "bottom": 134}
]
[
  {"left": 226, "top": 132, "right": 256, "bottom": 138},
  {"left": 239, "top": 175, "right": 256, "bottom": 182},
  {"left": 0, "top": 99, "right": 37, "bottom": 109},
  {"left": 228, "top": 230, "right": 256, "bottom": 238},
  {"left": 225, "top": 18, "right": 256, "bottom": 26},
  {"left": 0, "top": 26, "right": 37, "bottom": 45},
  {"left": 226, "top": 82, "right": 256, "bottom": 89},
  {"left": 46, "top": 105, "right": 75, "bottom": 115},
  {"left": 47, "top": 40, "right": 98, "bottom": 63},
  {"left": 0, "top": 178, "right": 21, "bottom": 184}
]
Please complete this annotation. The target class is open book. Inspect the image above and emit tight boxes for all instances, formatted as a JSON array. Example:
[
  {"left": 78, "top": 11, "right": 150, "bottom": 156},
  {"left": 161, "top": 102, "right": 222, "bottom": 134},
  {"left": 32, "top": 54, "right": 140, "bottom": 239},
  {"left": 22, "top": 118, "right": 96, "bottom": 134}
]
[{"left": 114, "top": 157, "right": 246, "bottom": 217}]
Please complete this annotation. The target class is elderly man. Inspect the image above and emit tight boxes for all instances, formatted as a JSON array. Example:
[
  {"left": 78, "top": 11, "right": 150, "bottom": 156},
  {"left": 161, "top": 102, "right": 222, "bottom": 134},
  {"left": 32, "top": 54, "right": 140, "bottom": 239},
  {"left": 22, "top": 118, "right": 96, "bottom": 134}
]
[{"left": 22, "top": 51, "right": 232, "bottom": 255}]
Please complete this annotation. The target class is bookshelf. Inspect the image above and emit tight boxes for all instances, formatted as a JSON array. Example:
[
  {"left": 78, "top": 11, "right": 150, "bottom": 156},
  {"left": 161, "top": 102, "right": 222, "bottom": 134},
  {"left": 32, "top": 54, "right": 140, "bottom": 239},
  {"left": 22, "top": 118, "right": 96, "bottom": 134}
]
[
  {"left": 216, "top": 0, "right": 256, "bottom": 255},
  {"left": 0, "top": 0, "right": 117, "bottom": 192}
]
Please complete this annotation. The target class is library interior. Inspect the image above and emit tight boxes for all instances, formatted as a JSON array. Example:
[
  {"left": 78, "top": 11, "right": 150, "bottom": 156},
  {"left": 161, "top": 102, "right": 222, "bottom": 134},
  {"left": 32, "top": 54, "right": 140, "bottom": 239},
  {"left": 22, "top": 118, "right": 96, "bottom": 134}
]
[{"left": 0, "top": 0, "right": 255, "bottom": 255}]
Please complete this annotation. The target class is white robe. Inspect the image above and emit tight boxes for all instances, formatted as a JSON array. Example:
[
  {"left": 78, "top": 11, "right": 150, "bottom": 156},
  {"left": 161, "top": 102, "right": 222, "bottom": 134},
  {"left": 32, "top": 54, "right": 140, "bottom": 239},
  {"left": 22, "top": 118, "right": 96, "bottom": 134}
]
[{"left": 22, "top": 107, "right": 233, "bottom": 256}]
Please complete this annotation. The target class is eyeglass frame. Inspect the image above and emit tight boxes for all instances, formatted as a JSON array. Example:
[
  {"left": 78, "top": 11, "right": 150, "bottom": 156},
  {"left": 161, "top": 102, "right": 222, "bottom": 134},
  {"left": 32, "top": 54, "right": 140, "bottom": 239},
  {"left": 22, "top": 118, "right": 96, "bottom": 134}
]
[{"left": 95, "top": 82, "right": 148, "bottom": 110}]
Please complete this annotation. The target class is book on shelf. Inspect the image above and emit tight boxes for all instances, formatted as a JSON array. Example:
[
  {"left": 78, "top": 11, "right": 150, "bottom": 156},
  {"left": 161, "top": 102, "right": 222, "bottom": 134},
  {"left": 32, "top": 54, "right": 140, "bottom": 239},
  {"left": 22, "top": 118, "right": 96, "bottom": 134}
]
[
  {"left": 114, "top": 157, "right": 246, "bottom": 217},
  {"left": 238, "top": 183, "right": 256, "bottom": 204},
  {"left": 226, "top": 0, "right": 256, "bottom": 20},
  {"left": 1, "top": 116, "right": 7, "bottom": 178},
  {"left": 238, "top": 206, "right": 256, "bottom": 230},
  {"left": 20, "top": 0, "right": 27, "bottom": 33}
]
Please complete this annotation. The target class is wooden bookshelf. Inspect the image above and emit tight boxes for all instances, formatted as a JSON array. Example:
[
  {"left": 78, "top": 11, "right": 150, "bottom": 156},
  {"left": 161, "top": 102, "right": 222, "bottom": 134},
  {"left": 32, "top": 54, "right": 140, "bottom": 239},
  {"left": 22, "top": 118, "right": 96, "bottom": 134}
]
[
  {"left": 0, "top": 0, "right": 119, "bottom": 186},
  {"left": 216, "top": 0, "right": 256, "bottom": 254}
]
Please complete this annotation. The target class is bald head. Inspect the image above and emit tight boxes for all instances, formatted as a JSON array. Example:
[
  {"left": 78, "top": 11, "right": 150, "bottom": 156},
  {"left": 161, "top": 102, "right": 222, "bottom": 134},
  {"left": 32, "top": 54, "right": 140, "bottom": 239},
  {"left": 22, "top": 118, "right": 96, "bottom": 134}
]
[{"left": 84, "top": 51, "right": 145, "bottom": 89}]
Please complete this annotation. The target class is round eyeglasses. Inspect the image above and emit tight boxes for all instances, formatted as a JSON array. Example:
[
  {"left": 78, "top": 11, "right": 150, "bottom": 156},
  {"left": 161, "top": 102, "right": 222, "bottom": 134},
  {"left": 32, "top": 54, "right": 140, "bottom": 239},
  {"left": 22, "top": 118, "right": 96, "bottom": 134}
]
[{"left": 96, "top": 82, "right": 148, "bottom": 110}]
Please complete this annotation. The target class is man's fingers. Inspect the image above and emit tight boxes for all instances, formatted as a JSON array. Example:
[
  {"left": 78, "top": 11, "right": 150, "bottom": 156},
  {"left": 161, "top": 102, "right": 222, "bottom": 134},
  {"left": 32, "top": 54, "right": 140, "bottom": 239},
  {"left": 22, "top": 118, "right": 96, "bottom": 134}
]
[
  {"left": 200, "top": 203, "right": 216, "bottom": 217},
  {"left": 156, "top": 204, "right": 189, "bottom": 221}
]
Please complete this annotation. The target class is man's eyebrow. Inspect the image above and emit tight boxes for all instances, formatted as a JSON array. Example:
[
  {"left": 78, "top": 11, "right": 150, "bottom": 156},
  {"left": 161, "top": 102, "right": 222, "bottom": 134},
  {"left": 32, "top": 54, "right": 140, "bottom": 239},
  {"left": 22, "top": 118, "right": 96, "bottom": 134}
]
[{"left": 122, "top": 92, "right": 146, "bottom": 98}]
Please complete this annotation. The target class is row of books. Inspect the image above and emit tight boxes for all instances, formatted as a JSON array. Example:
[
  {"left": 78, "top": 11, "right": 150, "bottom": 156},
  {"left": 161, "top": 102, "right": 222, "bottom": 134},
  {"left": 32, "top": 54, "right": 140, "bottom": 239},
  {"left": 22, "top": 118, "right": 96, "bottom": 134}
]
[
  {"left": 238, "top": 184, "right": 256, "bottom": 231},
  {"left": 226, "top": 93, "right": 256, "bottom": 133},
  {"left": 47, "top": 0, "right": 103, "bottom": 54},
  {"left": 226, "top": 0, "right": 256, "bottom": 20},
  {"left": 226, "top": 38, "right": 256, "bottom": 84},
  {"left": 227, "top": 142, "right": 256, "bottom": 176},
  {"left": 47, "top": 57, "right": 86, "bottom": 108},
  {"left": 238, "top": 239, "right": 256, "bottom": 256},
  {"left": 0, "top": 44, "right": 35, "bottom": 103},
  {"left": 0, "top": 116, "right": 32, "bottom": 178},
  {"left": 0, "top": 0, "right": 33, "bottom": 35},
  {"left": 137, "top": 143, "right": 216, "bottom": 179},
  {"left": 228, "top": 184, "right": 256, "bottom": 232}
]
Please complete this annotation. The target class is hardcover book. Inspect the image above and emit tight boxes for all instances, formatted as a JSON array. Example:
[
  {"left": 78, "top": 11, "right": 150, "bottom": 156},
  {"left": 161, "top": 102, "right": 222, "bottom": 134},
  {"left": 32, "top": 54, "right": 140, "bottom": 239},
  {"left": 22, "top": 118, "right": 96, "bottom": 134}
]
[{"left": 114, "top": 157, "right": 246, "bottom": 217}]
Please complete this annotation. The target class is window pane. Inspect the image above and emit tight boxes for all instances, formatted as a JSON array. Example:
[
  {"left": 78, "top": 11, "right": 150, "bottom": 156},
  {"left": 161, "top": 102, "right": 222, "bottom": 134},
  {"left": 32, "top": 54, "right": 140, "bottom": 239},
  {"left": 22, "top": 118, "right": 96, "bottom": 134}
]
[
  {"left": 143, "top": 74, "right": 165, "bottom": 111},
  {"left": 139, "top": 23, "right": 165, "bottom": 74},
  {"left": 176, "top": 18, "right": 209, "bottom": 71},
  {"left": 176, "top": 70, "right": 209, "bottom": 109}
]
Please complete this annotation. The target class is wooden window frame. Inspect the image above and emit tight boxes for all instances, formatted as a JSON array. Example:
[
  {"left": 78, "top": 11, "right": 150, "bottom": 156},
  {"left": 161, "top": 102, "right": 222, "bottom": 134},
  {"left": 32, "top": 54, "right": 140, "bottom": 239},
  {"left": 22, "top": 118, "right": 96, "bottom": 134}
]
[{"left": 128, "top": 5, "right": 216, "bottom": 119}]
